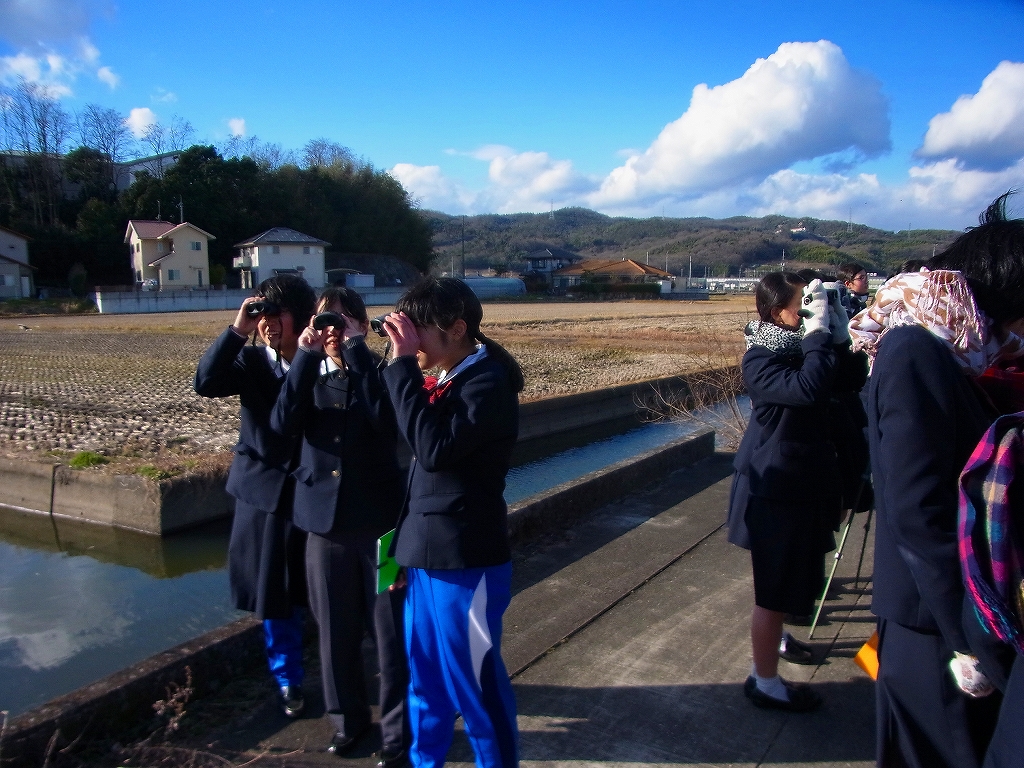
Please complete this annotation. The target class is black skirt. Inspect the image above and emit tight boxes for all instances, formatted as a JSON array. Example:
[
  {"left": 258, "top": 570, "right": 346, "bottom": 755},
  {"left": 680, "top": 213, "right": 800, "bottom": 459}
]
[{"left": 746, "top": 495, "right": 833, "bottom": 615}]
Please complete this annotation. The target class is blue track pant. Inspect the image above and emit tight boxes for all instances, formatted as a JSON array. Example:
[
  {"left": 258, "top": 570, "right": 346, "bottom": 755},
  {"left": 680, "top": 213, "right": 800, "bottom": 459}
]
[
  {"left": 264, "top": 608, "right": 304, "bottom": 689},
  {"left": 405, "top": 564, "right": 519, "bottom": 768}
]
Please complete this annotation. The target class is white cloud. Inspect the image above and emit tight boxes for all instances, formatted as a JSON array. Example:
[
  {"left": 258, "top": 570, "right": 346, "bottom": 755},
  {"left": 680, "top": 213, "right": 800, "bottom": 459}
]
[
  {"left": 96, "top": 65, "right": 118, "bottom": 88},
  {"left": 589, "top": 40, "right": 890, "bottom": 207},
  {"left": 389, "top": 163, "right": 477, "bottom": 213},
  {"left": 0, "top": 0, "right": 94, "bottom": 48},
  {"left": 917, "top": 61, "right": 1024, "bottom": 171},
  {"left": 126, "top": 107, "right": 157, "bottom": 138},
  {"left": 227, "top": 117, "right": 246, "bottom": 137},
  {"left": 0, "top": 52, "right": 72, "bottom": 96},
  {"left": 152, "top": 88, "right": 177, "bottom": 103}
]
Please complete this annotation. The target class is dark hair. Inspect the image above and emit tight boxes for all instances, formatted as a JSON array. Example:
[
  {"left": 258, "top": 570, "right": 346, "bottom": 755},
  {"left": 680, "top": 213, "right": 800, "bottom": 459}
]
[
  {"left": 838, "top": 263, "right": 866, "bottom": 283},
  {"left": 796, "top": 268, "right": 825, "bottom": 283},
  {"left": 396, "top": 277, "right": 525, "bottom": 393},
  {"left": 318, "top": 285, "right": 368, "bottom": 324},
  {"left": 755, "top": 271, "right": 807, "bottom": 324},
  {"left": 928, "top": 191, "right": 1024, "bottom": 324},
  {"left": 898, "top": 259, "right": 927, "bottom": 275},
  {"left": 256, "top": 274, "right": 317, "bottom": 328}
]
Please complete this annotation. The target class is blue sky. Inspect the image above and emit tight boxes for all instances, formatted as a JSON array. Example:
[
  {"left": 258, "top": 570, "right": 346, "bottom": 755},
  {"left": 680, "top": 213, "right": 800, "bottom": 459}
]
[{"left": 2, "top": 0, "right": 1023, "bottom": 230}]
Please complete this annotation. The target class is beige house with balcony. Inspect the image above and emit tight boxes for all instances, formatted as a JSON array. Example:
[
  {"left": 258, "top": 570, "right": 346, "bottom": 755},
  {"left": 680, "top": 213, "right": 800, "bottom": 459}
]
[
  {"left": 125, "top": 220, "right": 215, "bottom": 289},
  {"left": 233, "top": 227, "right": 329, "bottom": 289}
]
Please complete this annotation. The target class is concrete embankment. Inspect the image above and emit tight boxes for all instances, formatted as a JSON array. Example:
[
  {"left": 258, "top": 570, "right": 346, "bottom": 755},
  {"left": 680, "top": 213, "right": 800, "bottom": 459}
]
[
  {"left": 1, "top": 428, "right": 713, "bottom": 767},
  {"left": 0, "top": 374, "right": 709, "bottom": 534}
]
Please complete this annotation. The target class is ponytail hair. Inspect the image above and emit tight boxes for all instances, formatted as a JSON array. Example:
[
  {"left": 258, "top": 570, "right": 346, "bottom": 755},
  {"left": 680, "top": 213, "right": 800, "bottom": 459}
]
[{"left": 396, "top": 277, "right": 525, "bottom": 393}]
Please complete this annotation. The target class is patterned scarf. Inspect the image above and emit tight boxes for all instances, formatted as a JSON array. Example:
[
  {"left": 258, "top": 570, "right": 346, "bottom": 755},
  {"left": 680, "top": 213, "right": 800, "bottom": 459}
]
[
  {"left": 849, "top": 269, "right": 1024, "bottom": 376},
  {"left": 744, "top": 319, "right": 804, "bottom": 356},
  {"left": 959, "top": 412, "right": 1024, "bottom": 655}
]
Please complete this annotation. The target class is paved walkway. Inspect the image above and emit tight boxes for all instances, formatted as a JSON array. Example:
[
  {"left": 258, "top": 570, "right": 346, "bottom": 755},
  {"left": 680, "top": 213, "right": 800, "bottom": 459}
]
[{"left": 195, "top": 453, "right": 877, "bottom": 767}]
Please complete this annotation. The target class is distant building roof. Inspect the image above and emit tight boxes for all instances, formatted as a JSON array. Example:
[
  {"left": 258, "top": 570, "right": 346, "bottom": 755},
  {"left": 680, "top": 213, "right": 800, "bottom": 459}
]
[
  {"left": 0, "top": 224, "right": 31, "bottom": 241},
  {"left": 0, "top": 252, "right": 36, "bottom": 269},
  {"left": 526, "top": 247, "right": 580, "bottom": 262},
  {"left": 234, "top": 227, "right": 331, "bottom": 248},
  {"left": 125, "top": 220, "right": 217, "bottom": 243},
  {"left": 553, "top": 258, "right": 673, "bottom": 279}
]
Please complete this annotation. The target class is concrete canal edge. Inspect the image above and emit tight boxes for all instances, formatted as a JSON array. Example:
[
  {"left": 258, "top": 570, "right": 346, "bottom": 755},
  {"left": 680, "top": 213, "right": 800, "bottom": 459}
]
[
  {"left": 2, "top": 428, "right": 715, "bottom": 767},
  {"left": 0, "top": 372, "right": 720, "bottom": 535}
]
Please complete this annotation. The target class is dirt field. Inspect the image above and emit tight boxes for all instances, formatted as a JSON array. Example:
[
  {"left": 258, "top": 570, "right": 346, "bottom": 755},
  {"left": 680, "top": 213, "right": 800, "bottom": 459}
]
[{"left": 0, "top": 296, "right": 754, "bottom": 469}]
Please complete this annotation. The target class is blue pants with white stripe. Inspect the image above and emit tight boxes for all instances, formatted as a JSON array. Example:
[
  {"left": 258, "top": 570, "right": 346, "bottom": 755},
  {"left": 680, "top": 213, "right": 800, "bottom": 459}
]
[{"left": 405, "top": 564, "right": 519, "bottom": 768}]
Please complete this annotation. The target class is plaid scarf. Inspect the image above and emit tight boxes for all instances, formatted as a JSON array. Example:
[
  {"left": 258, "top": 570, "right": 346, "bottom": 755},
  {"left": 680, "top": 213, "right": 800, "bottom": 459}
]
[
  {"left": 744, "top": 319, "right": 804, "bottom": 356},
  {"left": 849, "top": 269, "right": 1024, "bottom": 376},
  {"left": 959, "top": 412, "right": 1024, "bottom": 655}
]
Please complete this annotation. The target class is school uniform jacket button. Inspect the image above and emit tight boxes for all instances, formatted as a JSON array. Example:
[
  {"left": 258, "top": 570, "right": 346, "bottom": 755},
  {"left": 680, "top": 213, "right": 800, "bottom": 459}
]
[
  {"left": 331, "top": 469, "right": 340, "bottom": 477},
  {"left": 333, "top": 436, "right": 341, "bottom": 443}
]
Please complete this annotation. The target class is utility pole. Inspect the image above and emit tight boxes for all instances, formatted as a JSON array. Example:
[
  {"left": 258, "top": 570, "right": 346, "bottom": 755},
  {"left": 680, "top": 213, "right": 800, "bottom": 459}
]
[
  {"left": 461, "top": 215, "right": 466, "bottom": 279},
  {"left": 177, "top": 197, "right": 184, "bottom": 224}
]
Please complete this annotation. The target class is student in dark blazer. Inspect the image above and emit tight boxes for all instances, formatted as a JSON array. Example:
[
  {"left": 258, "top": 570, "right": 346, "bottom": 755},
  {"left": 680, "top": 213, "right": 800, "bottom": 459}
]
[
  {"left": 194, "top": 274, "right": 316, "bottom": 719},
  {"left": 379, "top": 277, "right": 524, "bottom": 768},
  {"left": 850, "top": 193, "right": 1024, "bottom": 768},
  {"left": 270, "top": 287, "right": 408, "bottom": 764},
  {"left": 729, "top": 272, "right": 866, "bottom": 712}
]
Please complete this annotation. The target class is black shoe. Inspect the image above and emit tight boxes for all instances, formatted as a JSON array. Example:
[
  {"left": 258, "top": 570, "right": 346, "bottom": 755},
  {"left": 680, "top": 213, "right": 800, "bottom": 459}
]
[
  {"left": 779, "top": 634, "right": 816, "bottom": 665},
  {"left": 327, "top": 725, "right": 370, "bottom": 756},
  {"left": 376, "top": 747, "right": 408, "bottom": 768},
  {"left": 743, "top": 675, "right": 821, "bottom": 712},
  {"left": 279, "top": 685, "right": 304, "bottom": 718}
]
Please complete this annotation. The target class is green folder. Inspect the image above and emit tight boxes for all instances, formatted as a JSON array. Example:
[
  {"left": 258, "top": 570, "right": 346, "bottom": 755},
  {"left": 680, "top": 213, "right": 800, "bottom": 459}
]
[{"left": 376, "top": 528, "right": 399, "bottom": 594}]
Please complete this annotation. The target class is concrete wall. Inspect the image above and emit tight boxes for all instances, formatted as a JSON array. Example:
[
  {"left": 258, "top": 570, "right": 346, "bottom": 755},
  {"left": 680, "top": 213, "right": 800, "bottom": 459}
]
[
  {"left": 94, "top": 288, "right": 252, "bottom": 313},
  {"left": 0, "top": 458, "right": 233, "bottom": 535}
]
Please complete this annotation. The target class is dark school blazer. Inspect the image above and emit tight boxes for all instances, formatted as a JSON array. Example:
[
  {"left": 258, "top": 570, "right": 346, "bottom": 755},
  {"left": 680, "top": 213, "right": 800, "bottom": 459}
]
[
  {"left": 194, "top": 328, "right": 298, "bottom": 513},
  {"left": 270, "top": 339, "right": 403, "bottom": 537},
  {"left": 868, "top": 324, "right": 994, "bottom": 650},
  {"left": 382, "top": 354, "right": 518, "bottom": 570}
]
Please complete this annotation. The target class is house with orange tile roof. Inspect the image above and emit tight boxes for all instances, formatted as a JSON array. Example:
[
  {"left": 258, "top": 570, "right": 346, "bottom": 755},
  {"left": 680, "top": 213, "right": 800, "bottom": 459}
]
[
  {"left": 125, "top": 220, "right": 216, "bottom": 289},
  {"left": 550, "top": 258, "right": 673, "bottom": 292}
]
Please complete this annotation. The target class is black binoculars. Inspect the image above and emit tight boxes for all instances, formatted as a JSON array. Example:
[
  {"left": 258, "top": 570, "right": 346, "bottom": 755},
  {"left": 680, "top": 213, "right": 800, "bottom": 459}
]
[
  {"left": 312, "top": 312, "right": 346, "bottom": 331},
  {"left": 246, "top": 300, "right": 281, "bottom": 317},
  {"left": 369, "top": 315, "right": 394, "bottom": 337}
]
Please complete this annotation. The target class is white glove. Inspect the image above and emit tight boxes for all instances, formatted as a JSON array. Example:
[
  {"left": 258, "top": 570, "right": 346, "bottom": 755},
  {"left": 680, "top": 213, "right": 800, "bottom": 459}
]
[
  {"left": 800, "top": 279, "right": 829, "bottom": 337},
  {"left": 827, "top": 288, "right": 851, "bottom": 345},
  {"left": 949, "top": 652, "right": 996, "bottom": 698}
]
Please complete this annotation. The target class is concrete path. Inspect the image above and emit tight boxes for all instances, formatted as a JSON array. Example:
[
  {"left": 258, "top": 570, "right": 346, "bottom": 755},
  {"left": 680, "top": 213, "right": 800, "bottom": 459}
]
[{"left": 197, "top": 453, "right": 877, "bottom": 767}]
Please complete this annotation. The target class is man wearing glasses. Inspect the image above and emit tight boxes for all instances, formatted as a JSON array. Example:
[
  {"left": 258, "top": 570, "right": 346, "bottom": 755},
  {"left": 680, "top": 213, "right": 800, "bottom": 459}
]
[{"left": 839, "top": 263, "right": 870, "bottom": 318}]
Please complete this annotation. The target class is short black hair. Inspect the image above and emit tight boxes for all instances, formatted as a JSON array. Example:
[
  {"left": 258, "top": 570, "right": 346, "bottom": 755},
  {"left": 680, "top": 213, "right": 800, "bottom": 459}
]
[
  {"left": 318, "top": 285, "right": 368, "bottom": 324},
  {"left": 755, "top": 271, "right": 807, "bottom": 324},
  {"left": 255, "top": 274, "right": 316, "bottom": 328},
  {"left": 928, "top": 191, "right": 1024, "bottom": 325},
  {"left": 796, "top": 268, "right": 825, "bottom": 283},
  {"left": 838, "top": 263, "right": 866, "bottom": 283}
]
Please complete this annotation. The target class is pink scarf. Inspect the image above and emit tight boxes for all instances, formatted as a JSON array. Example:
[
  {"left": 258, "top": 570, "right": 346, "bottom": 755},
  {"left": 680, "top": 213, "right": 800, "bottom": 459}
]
[{"left": 849, "top": 269, "right": 1024, "bottom": 376}]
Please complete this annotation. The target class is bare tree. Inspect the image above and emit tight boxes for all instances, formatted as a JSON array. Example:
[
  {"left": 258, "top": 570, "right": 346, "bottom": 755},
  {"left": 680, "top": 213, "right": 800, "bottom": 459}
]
[
  {"left": 0, "top": 78, "right": 71, "bottom": 225},
  {"left": 221, "top": 134, "right": 297, "bottom": 170},
  {"left": 167, "top": 116, "right": 196, "bottom": 151},
  {"left": 302, "top": 137, "right": 353, "bottom": 169},
  {"left": 77, "top": 104, "right": 133, "bottom": 162}
]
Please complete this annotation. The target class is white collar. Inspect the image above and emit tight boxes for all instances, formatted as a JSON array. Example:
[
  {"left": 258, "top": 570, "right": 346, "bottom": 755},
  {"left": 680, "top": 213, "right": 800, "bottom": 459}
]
[
  {"left": 264, "top": 345, "right": 291, "bottom": 374},
  {"left": 320, "top": 356, "right": 344, "bottom": 376},
  {"left": 437, "top": 344, "right": 487, "bottom": 386}
]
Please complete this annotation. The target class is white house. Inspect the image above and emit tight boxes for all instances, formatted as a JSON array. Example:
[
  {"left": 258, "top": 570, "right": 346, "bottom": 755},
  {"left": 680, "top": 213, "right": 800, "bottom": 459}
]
[
  {"left": 0, "top": 225, "right": 35, "bottom": 299},
  {"left": 233, "top": 227, "right": 330, "bottom": 289},
  {"left": 125, "top": 220, "right": 215, "bottom": 290}
]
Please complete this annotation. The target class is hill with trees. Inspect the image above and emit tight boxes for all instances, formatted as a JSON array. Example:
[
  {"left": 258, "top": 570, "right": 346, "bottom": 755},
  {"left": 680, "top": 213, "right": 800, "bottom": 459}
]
[{"left": 427, "top": 207, "right": 962, "bottom": 279}]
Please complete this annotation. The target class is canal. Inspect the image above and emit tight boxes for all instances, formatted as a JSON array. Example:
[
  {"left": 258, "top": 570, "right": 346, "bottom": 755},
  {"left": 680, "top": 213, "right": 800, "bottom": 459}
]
[{"left": 0, "top": 403, "right": 745, "bottom": 717}]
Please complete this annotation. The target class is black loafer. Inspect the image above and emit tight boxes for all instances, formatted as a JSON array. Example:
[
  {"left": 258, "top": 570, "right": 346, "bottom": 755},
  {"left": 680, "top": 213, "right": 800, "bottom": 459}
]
[
  {"left": 328, "top": 725, "right": 370, "bottom": 756},
  {"left": 376, "top": 747, "right": 408, "bottom": 768},
  {"left": 279, "top": 685, "right": 304, "bottom": 718},
  {"left": 779, "top": 634, "right": 816, "bottom": 665},
  {"left": 743, "top": 675, "right": 821, "bottom": 712}
]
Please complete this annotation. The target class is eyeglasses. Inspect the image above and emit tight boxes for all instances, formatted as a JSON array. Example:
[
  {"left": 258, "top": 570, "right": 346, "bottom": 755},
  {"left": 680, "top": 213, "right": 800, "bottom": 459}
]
[{"left": 851, "top": 274, "right": 868, "bottom": 282}]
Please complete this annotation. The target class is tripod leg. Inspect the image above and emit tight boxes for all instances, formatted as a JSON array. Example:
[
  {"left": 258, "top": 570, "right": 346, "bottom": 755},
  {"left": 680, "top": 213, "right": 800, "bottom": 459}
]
[
  {"left": 809, "top": 516, "right": 854, "bottom": 639},
  {"left": 853, "top": 506, "right": 874, "bottom": 588}
]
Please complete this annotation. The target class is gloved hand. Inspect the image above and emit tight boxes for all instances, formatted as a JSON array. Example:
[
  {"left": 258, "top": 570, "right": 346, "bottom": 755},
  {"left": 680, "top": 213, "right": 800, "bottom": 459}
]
[
  {"left": 949, "top": 652, "right": 996, "bottom": 698},
  {"left": 800, "top": 279, "right": 829, "bottom": 337},
  {"left": 826, "top": 286, "right": 851, "bottom": 345}
]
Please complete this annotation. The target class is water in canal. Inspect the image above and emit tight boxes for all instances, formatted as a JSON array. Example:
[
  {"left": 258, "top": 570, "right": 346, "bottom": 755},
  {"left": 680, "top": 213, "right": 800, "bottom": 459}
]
[{"left": 0, "top": 403, "right": 746, "bottom": 717}]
